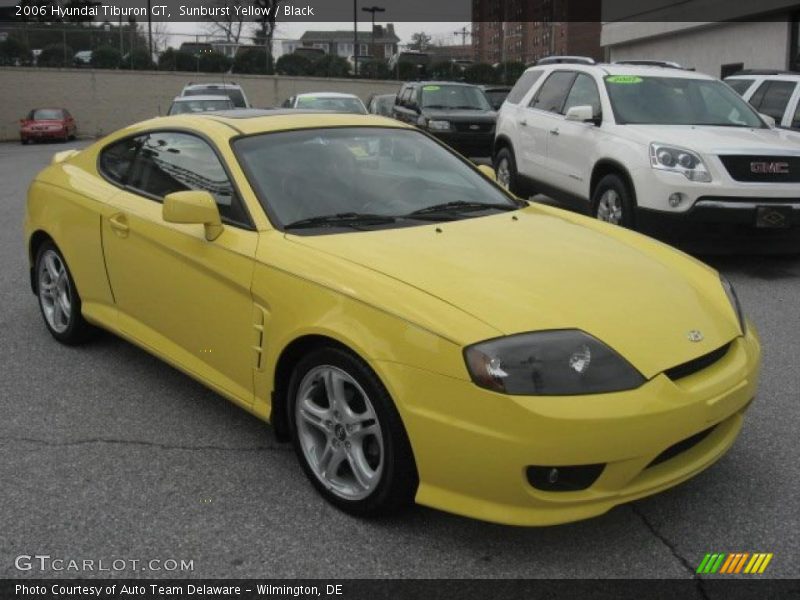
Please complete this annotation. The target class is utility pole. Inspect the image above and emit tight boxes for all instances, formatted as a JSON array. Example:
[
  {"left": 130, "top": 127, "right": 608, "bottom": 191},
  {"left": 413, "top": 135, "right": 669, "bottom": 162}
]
[
  {"left": 147, "top": 0, "right": 153, "bottom": 63},
  {"left": 362, "top": 6, "right": 385, "bottom": 62},
  {"left": 453, "top": 26, "right": 470, "bottom": 46},
  {"left": 352, "top": 0, "right": 357, "bottom": 76}
]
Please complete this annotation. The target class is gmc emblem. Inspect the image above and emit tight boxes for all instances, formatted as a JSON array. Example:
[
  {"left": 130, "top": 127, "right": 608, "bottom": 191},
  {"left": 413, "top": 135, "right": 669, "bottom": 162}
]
[{"left": 750, "top": 161, "right": 790, "bottom": 174}]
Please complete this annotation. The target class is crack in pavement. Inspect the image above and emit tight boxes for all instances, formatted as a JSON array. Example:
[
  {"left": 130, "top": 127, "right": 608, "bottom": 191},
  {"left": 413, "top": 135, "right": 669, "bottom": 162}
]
[
  {"left": 0, "top": 435, "right": 291, "bottom": 453},
  {"left": 631, "top": 505, "right": 711, "bottom": 600}
]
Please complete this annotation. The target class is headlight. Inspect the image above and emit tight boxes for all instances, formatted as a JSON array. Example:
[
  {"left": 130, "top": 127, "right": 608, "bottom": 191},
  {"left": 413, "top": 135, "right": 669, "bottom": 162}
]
[
  {"left": 650, "top": 143, "right": 711, "bottom": 183},
  {"left": 464, "top": 330, "right": 645, "bottom": 395},
  {"left": 427, "top": 120, "right": 451, "bottom": 131},
  {"left": 721, "top": 275, "right": 746, "bottom": 334}
]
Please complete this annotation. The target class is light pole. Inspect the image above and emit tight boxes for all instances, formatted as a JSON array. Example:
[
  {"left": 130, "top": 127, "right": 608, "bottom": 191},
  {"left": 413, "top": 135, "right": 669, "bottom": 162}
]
[
  {"left": 352, "top": 0, "right": 357, "bottom": 76},
  {"left": 147, "top": 0, "right": 153, "bottom": 64},
  {"left": 361, "top": 5, "right": 385, "bottom": 65}
]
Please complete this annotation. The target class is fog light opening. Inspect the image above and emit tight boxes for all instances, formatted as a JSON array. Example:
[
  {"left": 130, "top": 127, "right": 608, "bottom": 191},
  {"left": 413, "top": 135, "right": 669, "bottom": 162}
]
[{"left": 669, "top": 192, "right": 684, "bottom": 207}]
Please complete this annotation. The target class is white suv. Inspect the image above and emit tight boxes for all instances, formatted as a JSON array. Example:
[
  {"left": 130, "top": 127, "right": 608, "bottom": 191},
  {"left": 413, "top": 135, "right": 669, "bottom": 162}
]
[
  {"left": 494, "top": 59, "right": 800, "bottom": 249},
  {"left": 180, "top": 83, "right": 250, "bottom": 109},
  {"left": 724, "top": 71, "right": 800, "bottom": 131}
]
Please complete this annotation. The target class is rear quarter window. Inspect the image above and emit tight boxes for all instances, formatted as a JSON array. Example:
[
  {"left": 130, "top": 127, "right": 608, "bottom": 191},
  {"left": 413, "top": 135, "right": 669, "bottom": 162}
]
[
  {"left": 505, "top": 70, "right": 544, "bottom": 105},
  {"left": 725, "top": 78, "right": 755, "bottom": 96}
]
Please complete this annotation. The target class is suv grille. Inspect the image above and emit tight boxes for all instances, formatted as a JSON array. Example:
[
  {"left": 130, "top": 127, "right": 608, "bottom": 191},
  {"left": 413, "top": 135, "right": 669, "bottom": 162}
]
[
  {"left": 719, "top": 155, "right": 800, "bottom": 183},
  {"left": 664, "top": 343, "right": 731, "bottom": 381},
  {"left": 452, "top": 122, "right": 494, "bottom": 133}
]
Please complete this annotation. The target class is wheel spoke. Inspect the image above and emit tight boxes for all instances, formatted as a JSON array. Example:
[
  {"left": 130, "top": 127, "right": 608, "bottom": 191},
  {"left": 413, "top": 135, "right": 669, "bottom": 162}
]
[
  {"left": 346, "top": 443, "right": 378, "bottom": 491},
  {"left": 319, "top": 443, "right": 346, "bottom": 479},
  {"left": 350, "top": 421, "right": 379, "bottom": 442},
  {"left": 298, "top": 397, "right": 331, "bottom": 433},
  {"left": 323, "top": 369, "right": 347, "bottom": 413},
  {"left": 44, "top": 253, "right": 61, "bottom": 281}
]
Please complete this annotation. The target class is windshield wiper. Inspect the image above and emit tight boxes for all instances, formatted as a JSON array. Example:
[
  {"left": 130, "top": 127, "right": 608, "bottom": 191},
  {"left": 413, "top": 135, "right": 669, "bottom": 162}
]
[
  {"left": 453, "top": 105, "right": 483, "bottom": 110},
  {"left": 284, "top": 212, "right": 396, "bottom": 230},
  {"left": 405, "top": 201, "right": 517, "bottom": 220}
]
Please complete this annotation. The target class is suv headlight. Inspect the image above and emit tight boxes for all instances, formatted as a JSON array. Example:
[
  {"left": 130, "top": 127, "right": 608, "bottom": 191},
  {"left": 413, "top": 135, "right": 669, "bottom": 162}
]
[
  {"left": 721, "top": 275, "right": 746, "bottom": 334},
  {"left": 464, "top": 330, "right": 645, "bottom": 395},
  {"left": 650, "top": 143, "right": 712, "bottom": 183},
  {"left": 427, "top": 120, "right": 451, "bottom": 131}
]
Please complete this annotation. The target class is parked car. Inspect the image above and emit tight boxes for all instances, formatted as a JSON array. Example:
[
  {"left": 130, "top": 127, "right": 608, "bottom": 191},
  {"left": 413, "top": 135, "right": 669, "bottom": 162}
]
[
  {"left": 724, "top": 70, "right": 800, "bottom": 130},
  {"left": 366, "top": 93, "right": 397, "bottom": 117},
  {"left": 388, "top": 51, "right": 430, "bottom": 77},
  {"left": 181, "top": 83, "right": 250, "bottom": 109},
  {"left": 168, "top": 95, "right": 234, "bottom": 116},
  {"left": 393, "top": 81, "right": 497, "bottom": 158},
  {"left": 494, "top": 58, "right": 800, "bottom": 250},
  {"left": 24, "top": 110, "right": 759, "bottom": 526},
  {"left": 73, "top": 50, "right": 92, "bottom": 67},
  {"left": 480, "top": 85, "right": 512, "bottom": 110},
  {"left": 20, "top": 108, "right": 77, "bottom": 144},
  {"left": 282, "top": 92, "right": 368, "bottom": 115}
]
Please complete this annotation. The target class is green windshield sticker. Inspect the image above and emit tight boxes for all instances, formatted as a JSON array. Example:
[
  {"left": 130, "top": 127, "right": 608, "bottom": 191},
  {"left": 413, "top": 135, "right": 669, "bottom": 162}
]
[
  {"left": 606, "top": 75, "right": 643, "bottom": 84},
  {"left": 422, "top": 85, "right": 441, "bottom": 91}
]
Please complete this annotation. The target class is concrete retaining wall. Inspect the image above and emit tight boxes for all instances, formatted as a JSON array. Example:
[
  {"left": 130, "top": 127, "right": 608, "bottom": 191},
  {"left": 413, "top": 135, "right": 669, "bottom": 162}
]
[{"left": 1, "top": 67, "right": 403, "bottom": 141}]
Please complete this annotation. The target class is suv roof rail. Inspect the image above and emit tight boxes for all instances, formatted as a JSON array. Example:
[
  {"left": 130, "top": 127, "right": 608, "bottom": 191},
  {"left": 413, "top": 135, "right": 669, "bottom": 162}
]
[
  {"left": 614, "top": 60, "right": 686, "bottom": 69},
  {"left": 729, "top": 69, "right": 799, "bottom": 76},
  {"left": 535, "top": 56, "right": 596, "bottom": 66}
]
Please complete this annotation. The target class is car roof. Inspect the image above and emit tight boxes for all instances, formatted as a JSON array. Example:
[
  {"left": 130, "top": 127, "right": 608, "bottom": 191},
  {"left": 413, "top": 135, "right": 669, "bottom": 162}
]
[
  {"left": 134, "top": 110, "right": 409, "bottom": 136},
  {"left": 295, "top": 92, "right": 361, "bottom": 99},
  {"left": 525, "top": 63, "right": 713, "bottom": 80},
  {"left": 409, "top": 81, "right": 480, "bottom": 87},
  {"left": 183, "top": 83, "right": 243, "bottom": 89},
  {"left": 172, "top": 95, "right": 233, "bottom": 102}
]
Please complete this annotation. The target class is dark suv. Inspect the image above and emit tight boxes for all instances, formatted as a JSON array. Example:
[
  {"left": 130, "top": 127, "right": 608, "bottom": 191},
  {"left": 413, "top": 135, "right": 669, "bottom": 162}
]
[{"left": 392, "top": 81, "right": 497, "bottom": 158}]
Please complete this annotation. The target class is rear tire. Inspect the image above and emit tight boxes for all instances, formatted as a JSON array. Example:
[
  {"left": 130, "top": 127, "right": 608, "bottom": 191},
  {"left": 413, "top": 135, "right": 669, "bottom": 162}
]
[
  {"left": 287, "top": 346, "right": 418, "bottom": 517},
  {"left": 591, "top": 174, "right": 636, "bottom": 228},
  {"left": 34, "top": 241, "right": 94, "bottom": 345}
]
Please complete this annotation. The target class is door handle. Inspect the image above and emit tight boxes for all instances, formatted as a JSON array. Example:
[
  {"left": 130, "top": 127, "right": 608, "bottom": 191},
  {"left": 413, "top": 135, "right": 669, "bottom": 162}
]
[
  {"left": 550, "top": 128, "right": 560, "bottom": 136},
  {"left": 109, "top": 213, "right": 129, "bottom": 236}
]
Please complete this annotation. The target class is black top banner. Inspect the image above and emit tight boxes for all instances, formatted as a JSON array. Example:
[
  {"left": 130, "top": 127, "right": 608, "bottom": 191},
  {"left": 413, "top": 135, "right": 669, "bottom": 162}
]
[{"left": 0, "top": 0, "right": 799, "bottom": 23}]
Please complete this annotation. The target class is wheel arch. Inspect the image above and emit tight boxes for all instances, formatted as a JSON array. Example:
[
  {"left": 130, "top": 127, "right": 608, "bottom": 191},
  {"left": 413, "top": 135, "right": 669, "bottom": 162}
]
[
  {"left": 28, "top": 229, "right": 56, "bottom": 294},
  {"left": 590, "top": 159, "right": 637, "bottom": 205},
  {"left": 492, "top": 134, "right": 513, "bottom": 161}
]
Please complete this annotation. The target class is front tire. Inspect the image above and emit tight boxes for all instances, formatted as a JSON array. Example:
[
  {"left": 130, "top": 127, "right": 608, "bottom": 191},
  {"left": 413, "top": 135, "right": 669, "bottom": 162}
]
[
  {"left": 287, "top": 347, "right": 418, "bottom": 517},
  {"left": 591, "top": 174, "right": 636, "bottom": 228},
  {"left": 494, "top": 147, "right": 520, "bottom": 196},
  {"left": 35, "top": 241, "right": 94, "bottom": 345}
]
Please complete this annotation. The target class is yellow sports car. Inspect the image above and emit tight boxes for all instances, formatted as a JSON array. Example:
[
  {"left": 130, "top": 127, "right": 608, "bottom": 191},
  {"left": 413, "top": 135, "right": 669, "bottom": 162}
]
[{"left": 24, "top": 111, "right": 760, "bottom": 525}]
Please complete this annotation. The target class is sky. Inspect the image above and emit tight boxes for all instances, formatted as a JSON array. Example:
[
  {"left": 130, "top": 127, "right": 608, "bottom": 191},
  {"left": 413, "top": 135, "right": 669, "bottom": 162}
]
[{"left": 165, "top": 21, "right": 471, "bottom": 50}]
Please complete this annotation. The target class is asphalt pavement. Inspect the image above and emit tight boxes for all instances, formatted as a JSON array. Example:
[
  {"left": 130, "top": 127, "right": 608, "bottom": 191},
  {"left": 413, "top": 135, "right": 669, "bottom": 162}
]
[{"left": 0, "top": 141, "right": 797, "bottom": 581}]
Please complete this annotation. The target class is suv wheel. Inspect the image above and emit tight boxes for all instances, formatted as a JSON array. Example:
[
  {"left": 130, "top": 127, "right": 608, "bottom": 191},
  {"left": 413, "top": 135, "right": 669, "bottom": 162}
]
[
  {"left": 591, "top": 174, "right": 635, "bottom": 228},
  {"left": 494, "top": 147, "right": 519, "bottom": 195},
  {"left": 287, "top": 347, "right": 418, "bottom": 517}
]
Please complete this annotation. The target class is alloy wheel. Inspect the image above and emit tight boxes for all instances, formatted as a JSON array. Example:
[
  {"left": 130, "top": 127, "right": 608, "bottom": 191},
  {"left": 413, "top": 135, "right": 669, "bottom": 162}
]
[
  {"left": 496, "top": 157, "right": 511, "bottom": 190},
  {"left": 596, "top": 189, "right": 624, "bottom": 224},
  {"left": 294, "top": 365, "right": 384, "bottom": 501},
  {"left": 38, "top": 249, "right": 72, "bottom": 334}
]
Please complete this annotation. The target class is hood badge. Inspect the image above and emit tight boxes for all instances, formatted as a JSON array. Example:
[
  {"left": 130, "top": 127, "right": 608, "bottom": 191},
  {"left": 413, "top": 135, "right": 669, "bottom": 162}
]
[{"left": 687, "top": 330, "right": 704, "bottom": 343}]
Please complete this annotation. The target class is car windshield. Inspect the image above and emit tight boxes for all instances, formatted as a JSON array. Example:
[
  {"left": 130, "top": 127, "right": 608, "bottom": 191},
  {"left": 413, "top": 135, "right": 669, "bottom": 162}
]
[
  {"left": 296, "top": 96, "right": 367, "bottom": 114},
  {"left": 31, "top": 109, "right": 63, "bottom": 120},
  {"left": 605, "top": 76, "right": 765, "bottom": 127},
  {"left": 234, "top": 127, "right": 518, "bottom": 233},
  {"left": 420, "top": 85, "right": 492, "bottom": 111},
  {"left": 185, "top": 87, "right": 246, "bottom": 108},
  {"left": 169, "top": 99, "right": 233, "bottom": 115}
]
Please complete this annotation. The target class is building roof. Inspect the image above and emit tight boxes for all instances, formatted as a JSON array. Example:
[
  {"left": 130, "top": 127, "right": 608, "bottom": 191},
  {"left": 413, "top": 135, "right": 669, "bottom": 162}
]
[{"left": 300, "top": 27, "right": 399, "bottom": 44}]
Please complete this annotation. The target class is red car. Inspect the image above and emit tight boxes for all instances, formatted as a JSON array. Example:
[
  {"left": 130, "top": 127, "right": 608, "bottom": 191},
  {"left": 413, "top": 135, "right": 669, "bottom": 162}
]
[{"left": 20, "top": 108, "right": 77, "bottom": 144}]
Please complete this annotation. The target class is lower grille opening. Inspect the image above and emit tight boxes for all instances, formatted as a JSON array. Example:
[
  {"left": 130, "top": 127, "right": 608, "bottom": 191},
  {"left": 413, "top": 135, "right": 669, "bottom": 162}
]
[
  {"left": 647, "top": 426, "right": 716, "bottom": 469},
  {"left": 526, "top": 464, "right": 605, "bottom": 492},
  {"left": 665, "top": 343, "right": 731, "bottom": 381}
]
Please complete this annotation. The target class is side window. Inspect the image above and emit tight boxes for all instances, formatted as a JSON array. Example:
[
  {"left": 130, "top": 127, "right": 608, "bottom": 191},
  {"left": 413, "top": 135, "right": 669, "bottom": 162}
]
[
  {"left": 399, "top": 87, "right": 411, "bottom": 107},
  {"left": 127, "top": 132, "right": 249, "bottom": 226},
  {"left": 408, "top": 87, "right": 419, "bottom": 108},
  {"left": 530, "top": 71, "right": 577, "bottom": 113},
  {"left": 506, "top": 69, "right": 544, "bottom": 105},
  {"left": 562, "top": 73, "right": 601, "bottom": 116},
  {"left": 99, "top": 135, "right": 145, "bottom": 185},
  {"left": 754, "top": 80, "right": 796, "bottom": 120},
  {"left": 725, "top": 78, "right": 755, "bottom": 96}
]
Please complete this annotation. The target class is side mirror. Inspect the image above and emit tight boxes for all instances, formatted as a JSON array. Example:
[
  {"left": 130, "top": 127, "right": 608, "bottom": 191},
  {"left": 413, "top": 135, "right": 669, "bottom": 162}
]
[
  {"left": 477, "top": 164, "right": 497, "bottom": 181},
  {"left": 163, "top": 190, "right": 223, "bottom": 241},
  {"left": 759, "top": 113, "right": 776, "bottom": 128},
  {"left": 565, "top": 105, "right": 597, "bottom": 123}
]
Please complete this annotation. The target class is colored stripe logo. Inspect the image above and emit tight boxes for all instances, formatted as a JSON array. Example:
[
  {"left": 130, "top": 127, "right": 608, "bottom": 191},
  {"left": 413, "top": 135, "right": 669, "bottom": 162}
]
[{"left": 697, "top": 553, "right": 773, "bottom": 574}]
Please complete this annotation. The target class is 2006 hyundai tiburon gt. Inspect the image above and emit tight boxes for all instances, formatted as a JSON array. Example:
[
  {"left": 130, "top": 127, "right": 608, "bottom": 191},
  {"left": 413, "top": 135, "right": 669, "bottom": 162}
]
[{"left": 24, "top": 110, "right": 760, "bottom": 525}]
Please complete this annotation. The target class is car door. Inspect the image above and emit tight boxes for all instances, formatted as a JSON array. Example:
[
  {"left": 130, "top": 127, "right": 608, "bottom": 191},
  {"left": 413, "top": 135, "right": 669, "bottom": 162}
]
[
  {"left": 517, "top": 70, "right": 577, "bottom": 187},
  {"left": 98, "top": 131, "right": 258, "bottom": 406},
  {"left": 546, "top": 73, "right": 603, "bottom": 199}
]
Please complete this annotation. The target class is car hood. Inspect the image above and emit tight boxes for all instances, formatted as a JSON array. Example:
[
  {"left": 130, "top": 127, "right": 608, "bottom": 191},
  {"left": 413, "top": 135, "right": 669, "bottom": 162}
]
[
  {"left": 623, "top": 124, "right": 800, "bottom": 156},
  {"left": 288, "top": 206, "right": 740, "bottom": 379},
  {"left": 421, "top": 108, "right": 497, "bottom": 122}
]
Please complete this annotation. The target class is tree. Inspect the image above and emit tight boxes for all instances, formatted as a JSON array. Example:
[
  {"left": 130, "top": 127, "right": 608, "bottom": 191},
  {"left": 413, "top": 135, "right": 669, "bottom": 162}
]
[
  {"left": 232, "top": 47, "right": 268, "bottom": 74},
  {"left": 252, "top": 0, "right": 282, "bottom": 73},
  {"left": 123, "top": 48, "right": 155, "bottom": 70},
  {"left": 463, "top": 62, "right": 497, "bottom": 85},
  {"left": 159, "top": 47, "right": 196, "bottom": 72},
  {"left": 38, "top": 43, "right": 74, "bottom": 67},
  {"left": 495, "top": 61, "right": 526, "bottom": 85},
  {"left": 0, "top": 37, "right": 33, "bottom": 66},
  {"left": 359, "top": 59, "right": 390, "bottom": 80},
  {"left": 275, "top": 53, "right": 312, "bottom": 76},
  {"left": 310, "top": 53, "right": 349, "bottom": 78},
  {"left": 199, "top": 50, "right": 232, "bottom": 73},
  {"left": 408, "top": 32, "right": 432, "bottom": 52},
  {"left": 430, "top": 60, "right": 458, "bottom": 81},
  {"left": 90, "top": 45, "right": 121, "bottom": 69},
  {"left": 204, "top": 0, "right": 246, "bottom": 45}
]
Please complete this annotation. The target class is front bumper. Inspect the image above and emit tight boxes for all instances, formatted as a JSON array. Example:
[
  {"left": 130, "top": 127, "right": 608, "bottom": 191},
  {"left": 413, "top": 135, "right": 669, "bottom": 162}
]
[
  {"left": 376, "top": 328, "right": 760, "bottom": 526},
  {"left": 21, "top": 129, "right": 65, "bottom": 141}
]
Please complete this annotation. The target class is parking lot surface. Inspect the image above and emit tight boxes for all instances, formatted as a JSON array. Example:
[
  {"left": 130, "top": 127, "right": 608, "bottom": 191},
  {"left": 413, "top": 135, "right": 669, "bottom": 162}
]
[{"left": 1, "top": 141, "right": 798, "bottom": 580}]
